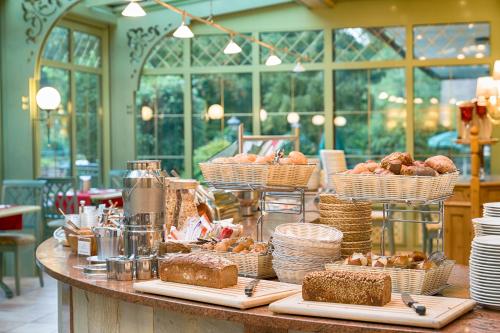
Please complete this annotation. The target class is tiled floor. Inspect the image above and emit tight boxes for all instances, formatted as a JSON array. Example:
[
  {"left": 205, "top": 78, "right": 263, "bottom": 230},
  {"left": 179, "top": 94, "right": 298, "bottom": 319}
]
[{"left": 0, "top": 274, "right": 57, "bottom": 333}]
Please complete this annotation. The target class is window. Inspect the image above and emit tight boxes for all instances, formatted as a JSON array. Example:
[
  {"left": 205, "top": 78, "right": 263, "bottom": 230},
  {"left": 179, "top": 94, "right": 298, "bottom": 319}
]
[
  {"left": 192, "top": 34, "right": 252, "bottom": 66},
  {"left": 261, "top": 71, "right": 324, "bottom": 155},
  {"left": 260, "top": 30, "right": 324, "bottom": 64},
  {"left": 144, "top": 37, "right": 183, "bottom": 69},
  {"left": 334, "top": 68, "right": 406, "bottom": 166},
  {"left": 413, "top": 65, "right": 490, "bottom": 173},
  {"left": 39, "top": 22, "right": 106, "bottom": 185},
  {"left": 136, "top": 75, "right": 185, "bottom": 174},
  {"left": 414, "top": 23, "right": 490, "bottom": 60},
  {"left": 334, "top": 27, "right": 406, "bottom": 62}
]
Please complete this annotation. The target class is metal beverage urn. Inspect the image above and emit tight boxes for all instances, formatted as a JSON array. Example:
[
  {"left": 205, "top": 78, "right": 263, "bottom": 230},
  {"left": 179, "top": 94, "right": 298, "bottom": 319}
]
[{"left": 122, "top": 160, "right": 164, "bottom": 257}]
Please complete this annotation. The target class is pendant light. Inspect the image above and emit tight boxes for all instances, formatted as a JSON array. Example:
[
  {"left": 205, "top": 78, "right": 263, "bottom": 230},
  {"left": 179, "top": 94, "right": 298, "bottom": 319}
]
[
  {"left": 292, "top": 61, "right": 305, "bottom": 73},
  {"left": 173, "top": 12, "right": 194, "bottom": 39},
  {"left": 265, "top": 51, "right": 282, "bottom": 66},
  {"left": 122, "top": 0, "right": 146, "bottom": 17},
  {"left": 223, "top": 36, "right": 242, "bottom": 55}
]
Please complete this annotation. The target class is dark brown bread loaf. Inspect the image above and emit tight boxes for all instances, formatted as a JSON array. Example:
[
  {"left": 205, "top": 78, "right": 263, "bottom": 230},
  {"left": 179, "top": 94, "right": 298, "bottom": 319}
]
[
  {"left": 159, "top": 253, "right": 238, "bottom": 289},
  {"left": 158, "top": 241, "right": 191, "bottom": 255},
  {"left": 302, "top": 271, "right": 391, "bottom": 306}
]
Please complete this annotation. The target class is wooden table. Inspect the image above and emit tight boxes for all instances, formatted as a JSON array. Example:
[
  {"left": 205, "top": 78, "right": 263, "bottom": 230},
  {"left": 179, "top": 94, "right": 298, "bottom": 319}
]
[{"left": 36, "top": 238, "right": 500, "bottom": 333}]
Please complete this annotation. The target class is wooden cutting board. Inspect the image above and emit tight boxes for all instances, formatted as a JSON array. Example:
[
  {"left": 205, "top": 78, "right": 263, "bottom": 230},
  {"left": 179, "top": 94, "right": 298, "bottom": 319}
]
[
  {"left": 269, "top": 293, "right": 476, "bottom": 329},
  {"left": 133, "top": 277, "right": 301, "bottom": 309}
]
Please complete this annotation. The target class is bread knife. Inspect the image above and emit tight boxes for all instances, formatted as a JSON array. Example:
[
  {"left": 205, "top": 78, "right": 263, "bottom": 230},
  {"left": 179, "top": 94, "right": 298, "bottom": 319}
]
[
  {"left": 244, "top": 279, "right": 260, "bottom": 297},
  {"left": 402, "top": 293, "right": 426, "bottom": 316}
]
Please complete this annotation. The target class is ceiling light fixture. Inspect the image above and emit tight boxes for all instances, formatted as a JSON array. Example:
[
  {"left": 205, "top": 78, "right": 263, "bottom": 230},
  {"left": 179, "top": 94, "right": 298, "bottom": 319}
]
[
  {"left": 293, "top": 61, "right": 305, "bottom": 73},
  {"left": 173, "top": 12, "right": 194, "bottom": 38},
  {"left": 223, "top": 37, "right": 242, "bottom": 54},
  {"left": 122, "top": 0, "right": 146, "bottom": 17},
  {"left": 265, "top": 53, "right": 282, "bottom": 66}
]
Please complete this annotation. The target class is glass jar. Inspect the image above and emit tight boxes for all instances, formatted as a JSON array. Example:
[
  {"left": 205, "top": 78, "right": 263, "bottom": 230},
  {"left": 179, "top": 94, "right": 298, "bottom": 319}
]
[
  {"left": 164, "top": 177, "right": 179, "bottom": 233},
  {"left": 171, "top": 179, "right": 199, "bottom": 232}
]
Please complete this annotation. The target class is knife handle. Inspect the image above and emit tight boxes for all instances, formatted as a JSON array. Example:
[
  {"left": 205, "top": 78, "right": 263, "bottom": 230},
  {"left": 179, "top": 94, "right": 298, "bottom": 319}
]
[{"left": 413, "top": 304, "right": 426, "bottom": 316}]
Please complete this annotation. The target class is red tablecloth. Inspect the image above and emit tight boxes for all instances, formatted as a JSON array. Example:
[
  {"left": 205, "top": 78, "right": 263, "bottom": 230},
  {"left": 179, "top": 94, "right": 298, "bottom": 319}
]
[
  {"left": 0, "top": 206, "right": 22, "bottom": 230},
  {"left": 57, "top": 190, "right": 123, "bottom": 213}
]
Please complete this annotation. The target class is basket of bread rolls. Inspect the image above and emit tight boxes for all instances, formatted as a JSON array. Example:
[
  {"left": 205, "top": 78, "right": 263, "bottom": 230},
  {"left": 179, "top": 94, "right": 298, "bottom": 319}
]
[
  {"left": 200, "top": 236, "right": 275, "bottom": 278},
  {"left": 330, "top": 152, "right": 459, "bottom": 203},
  {"left": 325, "top": 251, "right": 455, "bottom": 295},
  {"left": 199, "top": 151, "right": 316, "bottom": 188}
]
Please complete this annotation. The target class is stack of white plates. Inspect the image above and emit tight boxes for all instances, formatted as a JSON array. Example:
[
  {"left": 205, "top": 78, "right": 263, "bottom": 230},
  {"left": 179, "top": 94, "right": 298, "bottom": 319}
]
[
  {"left": 472, "top": 217, "right": 500, "bottom": 236},
  {"left": 470, "top": 235, "right": 500, "bottom": 309},
  {"left": 272, "top": 223, "right": 342, "bottom": 284},
  {"left": 483, "top": 202, "right": 500, "bottom": 218}
]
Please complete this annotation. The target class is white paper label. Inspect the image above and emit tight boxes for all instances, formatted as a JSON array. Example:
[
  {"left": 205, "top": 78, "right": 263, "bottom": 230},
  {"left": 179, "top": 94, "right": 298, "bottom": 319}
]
[{"left": 77, "top": 239, "right": 91, "bottom": 256}]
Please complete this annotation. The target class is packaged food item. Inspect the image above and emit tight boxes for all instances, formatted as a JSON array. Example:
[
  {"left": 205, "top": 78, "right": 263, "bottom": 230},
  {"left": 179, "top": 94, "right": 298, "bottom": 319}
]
[{"left": 170, "top": 179, "right": 199, "bottom": 232}]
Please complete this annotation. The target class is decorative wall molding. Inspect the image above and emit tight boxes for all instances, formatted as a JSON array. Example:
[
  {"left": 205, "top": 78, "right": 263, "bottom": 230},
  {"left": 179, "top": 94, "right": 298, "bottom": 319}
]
[
  {"left": 22, "top": 0, "right": 72, "bottom": 43},
  {"left": 127, "top": 25, "right": 161, "bottom": 64}
]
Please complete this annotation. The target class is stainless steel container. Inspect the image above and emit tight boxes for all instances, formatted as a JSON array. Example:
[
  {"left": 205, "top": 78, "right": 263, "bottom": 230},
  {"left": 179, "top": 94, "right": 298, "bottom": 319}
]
[
  {"left": 93, "top": 226, "right": 121, "bottom": 260},
  {"left": 123, "top": 226, "right": 162, "bottom": 258},
  {"left": 123, "top": 160, "right": 165, "bottom": 227},
  {"left": 115, "top": 258, "right": 134, "bottom": 281},
  {"left": 106, "top": 257, "right": 120, "bottom": 280},
  {"left": 135, "top": 256, "right": 153, "bottom": 280}
]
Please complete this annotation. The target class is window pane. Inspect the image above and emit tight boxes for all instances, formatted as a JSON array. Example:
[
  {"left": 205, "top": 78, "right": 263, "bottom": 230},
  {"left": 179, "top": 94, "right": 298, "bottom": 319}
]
[
  {"left": 414, "top": 23, "right": 490, "bottom": 60},
  {"left": 191, "top": 34, "right": 252, "bottom": 66},
  {"left": 334, "top": 68, "right": 406, "bottom": 166},
  {"left": 73, "top": 31, "right": 101, "bottom": 67},
  {"left": 260, "top": 30, "right": 324, "bottom": 64},
  {"left": 261, "top": 71, "right": 324, "bottom": 155},
  {"left": 413, "top": 65, "right": 489, "bottom": 174},
  {"left": 334, "top": 27, "right": 406, "bottom": 62},
  {"left": 136, "top": 75, "right": 185, "bottom": 167},
  {"left": 75, "top": 72, "right": 101, "bottom": 185},
  {"left": 42, "top": 26, "right": 69, "bottom": 62},
  {"left": 40, "top": 66, "right": 71, "bottom": 177},
  {"left": 144, "top": 37, "right": 184, "bottom": 69}
]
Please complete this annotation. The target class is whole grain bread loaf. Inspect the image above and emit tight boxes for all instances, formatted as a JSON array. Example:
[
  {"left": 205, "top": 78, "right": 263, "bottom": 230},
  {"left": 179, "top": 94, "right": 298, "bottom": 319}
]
[
  {"left": 159, "top": 253, "right": 238, "bottom": 289},
  {"left": 302, "top": 270, "right": 391, "bottom": 306}
]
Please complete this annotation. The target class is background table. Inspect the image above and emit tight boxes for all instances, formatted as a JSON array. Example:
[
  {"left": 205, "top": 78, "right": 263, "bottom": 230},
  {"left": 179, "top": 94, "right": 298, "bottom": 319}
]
[{"left": 0, "top": 205, "right": 41, "bottom": 230}]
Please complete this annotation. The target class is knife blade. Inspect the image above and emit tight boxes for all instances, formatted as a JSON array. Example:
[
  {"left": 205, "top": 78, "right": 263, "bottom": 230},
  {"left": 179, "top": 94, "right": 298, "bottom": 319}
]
[
  {"left": 244, "top": 279, "right": 260, "bottom": 297},
  {"left": 402, "top": 293, "right": 426, "bottom": 316}
]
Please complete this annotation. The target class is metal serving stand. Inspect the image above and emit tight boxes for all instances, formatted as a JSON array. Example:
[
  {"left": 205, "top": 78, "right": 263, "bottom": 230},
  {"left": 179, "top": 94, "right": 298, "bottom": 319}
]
[
  {"left": 334, "top": 193, "right": 452, "bottom": 256},
  {"left": 205, "top": 181, "right": 306, "bottom": 241}
]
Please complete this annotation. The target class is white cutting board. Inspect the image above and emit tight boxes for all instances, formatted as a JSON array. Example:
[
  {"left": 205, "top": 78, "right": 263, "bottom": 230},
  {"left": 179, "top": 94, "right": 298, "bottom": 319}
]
[
  {"left": 269, "top": 293, "right": 476, "bottom": 329},
  {"left": 133, "top": 277, "right": 300, "bottom": 309}
]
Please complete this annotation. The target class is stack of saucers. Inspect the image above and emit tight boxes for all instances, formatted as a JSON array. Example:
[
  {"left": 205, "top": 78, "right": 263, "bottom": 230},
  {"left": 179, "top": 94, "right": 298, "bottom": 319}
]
[
  {"left": 472, "top": 217, "right": 500, "bottom": 236},
  {"left": 316, "top": 194, "right": 372, "bottom": 257},
  {"left": 272, "top": 223, "right": 342, "bottom": 284},
  {"left": 469, "top": 235, "right": 500, "bottom": 309},
  {"left": 483, "top": 202, "right": 500, "bottom": 218}
]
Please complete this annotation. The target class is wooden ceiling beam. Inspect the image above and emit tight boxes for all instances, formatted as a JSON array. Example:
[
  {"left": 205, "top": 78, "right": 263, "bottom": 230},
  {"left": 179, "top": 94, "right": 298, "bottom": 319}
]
[{"left": 295, "top": 0, "right": 334, "bottom": 9}]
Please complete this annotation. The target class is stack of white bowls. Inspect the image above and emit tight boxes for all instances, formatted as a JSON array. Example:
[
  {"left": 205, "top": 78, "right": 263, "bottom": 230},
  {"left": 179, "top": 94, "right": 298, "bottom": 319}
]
[
  {"left": 469, "top": 235, "right": 500, "bottom": 309},
  {"left": 483, "top": 202, "right": 500, "bottom": 218},
  {"left": 472, "top": 217, "right": 500, "bottom": 236},
  {"left": 272, "top": 223, "right": 343, "bottom": 284},
  {"left": 320, "top": 150, "right": 347, "bottom": 188}
]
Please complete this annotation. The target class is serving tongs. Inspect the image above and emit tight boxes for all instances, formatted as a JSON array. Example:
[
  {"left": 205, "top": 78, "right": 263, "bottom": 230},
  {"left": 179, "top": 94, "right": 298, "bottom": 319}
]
[{"left": 273, "top": 148, "right": 285, "bottom": 164}]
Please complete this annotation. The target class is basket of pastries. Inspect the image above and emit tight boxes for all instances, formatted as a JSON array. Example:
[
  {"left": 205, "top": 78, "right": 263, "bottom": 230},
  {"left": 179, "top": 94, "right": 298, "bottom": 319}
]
[
  {"left": 330, "top": 152, "right": 459, "bottom": 202},
  {"left": 325, "top": 251, "right": 455, "bottom": 295},
  {"left": 200, "top": 236, "right": 275, "bottom": 279},
  {"left": 199, "top": 151, "right": 316, "bottom": 188}
]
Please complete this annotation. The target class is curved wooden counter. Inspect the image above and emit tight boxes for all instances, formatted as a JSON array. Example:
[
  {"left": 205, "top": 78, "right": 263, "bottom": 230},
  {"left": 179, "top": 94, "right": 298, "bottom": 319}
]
[{"left": 37, "top": 238, "right": 500, "bottom": 333}]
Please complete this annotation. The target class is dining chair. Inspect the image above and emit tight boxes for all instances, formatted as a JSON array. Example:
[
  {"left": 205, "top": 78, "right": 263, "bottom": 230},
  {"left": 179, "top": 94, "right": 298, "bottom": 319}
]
[
  {"left": 38, "top": 177, "right": 78, "bottom": 238},
  {"left": 0, "top": 179, "right": 46, "bottom": 296}
]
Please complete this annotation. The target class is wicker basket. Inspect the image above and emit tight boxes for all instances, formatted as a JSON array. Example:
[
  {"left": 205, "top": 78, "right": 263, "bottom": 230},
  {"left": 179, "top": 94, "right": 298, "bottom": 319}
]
[
  {"left": 273, "top": 223, "right": 343, "bottom": 249},
  {"left": 325, "top": 260, "right": 455, "bottom": 295},
  {"left": 199, "top": 162, "right": 316, "bottom": 187},
  {"left": 330, "top": 171, "right": 459, "bottom": 203},
  {"left": 203, "top": 249, "right": 275, "bottom": 279}
]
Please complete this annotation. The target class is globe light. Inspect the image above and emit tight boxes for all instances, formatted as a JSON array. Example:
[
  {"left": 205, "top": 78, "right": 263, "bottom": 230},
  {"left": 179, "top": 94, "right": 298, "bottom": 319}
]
[
  {"left": 223, "top": 39, "right": 242, "bottom": 54},
  {"left": 413, "top": 97, "right": 423, "bottom": 104},
  {"left": 265, "top": 53, "right": 282, "bottom": 66},
  {"left": 292, "top": 62, "right": 305, "bottom": 73},
  {"left": 312, "top": 115, "right": 325, "bottom": 126},
  {"left": 36, "top": 87, "right": 61, "bottom": 110},
  {"left": 141, "top": 106, "right": 154, "bottom": 121},
  {"left": 208, "top": 104, "right": 224, "bottom": 120},
  {"left": 287, "top": 112, "right": 300, "bottom": 124},
  {"left": 259, "top": 109, "right": 268, "bottom": 121},
  {"left": 121, "top": 1, "right": 146, "bottom": 17},
  {"left": 430, "top": 97, "right": 439, "bottom": 105},
  {"left": 334, "top": 116, "right": 347, "bottom": 127},
  {"left": 378, "top": 92, "right": 389, "bottom": 100}
]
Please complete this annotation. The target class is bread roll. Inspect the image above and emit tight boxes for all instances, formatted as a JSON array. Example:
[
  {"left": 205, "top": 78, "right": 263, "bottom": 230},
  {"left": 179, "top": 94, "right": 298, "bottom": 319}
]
[
  {"left": 381, "top": 152, "right": 413, "bottom": 169},
  {"left": 302, "top": 271, "right": 392, "bottom": 306},
  {"left": 424, "top": 155, "right": 457, "bottom": 174},
  {"left": 159, "top": 253, "right": 238, "bottom": 289}
]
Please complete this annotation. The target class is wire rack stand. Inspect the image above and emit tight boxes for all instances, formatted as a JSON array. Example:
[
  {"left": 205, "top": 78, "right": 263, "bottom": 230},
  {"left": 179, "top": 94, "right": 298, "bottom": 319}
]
[
  {"left": 205, "top": 181, "right": 306, "bottom": 241},
  {"left": 337, "top": 195, "right": 451, "bottom": 256}
]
